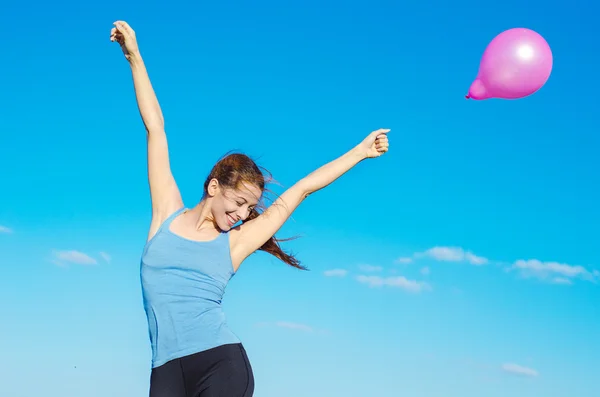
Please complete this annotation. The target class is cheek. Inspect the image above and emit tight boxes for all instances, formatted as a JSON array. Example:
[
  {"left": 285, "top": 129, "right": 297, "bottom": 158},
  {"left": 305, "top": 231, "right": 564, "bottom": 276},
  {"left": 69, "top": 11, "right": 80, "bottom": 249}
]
[{"left": 217, "top": 199, "right": 238, "bottom": 214}]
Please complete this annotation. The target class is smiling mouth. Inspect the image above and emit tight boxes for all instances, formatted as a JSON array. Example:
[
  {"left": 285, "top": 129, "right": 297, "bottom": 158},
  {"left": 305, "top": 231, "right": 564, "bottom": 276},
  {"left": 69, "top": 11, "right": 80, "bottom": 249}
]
[{"left": 227, "top": 214, "right": 236, "bottom": 227}]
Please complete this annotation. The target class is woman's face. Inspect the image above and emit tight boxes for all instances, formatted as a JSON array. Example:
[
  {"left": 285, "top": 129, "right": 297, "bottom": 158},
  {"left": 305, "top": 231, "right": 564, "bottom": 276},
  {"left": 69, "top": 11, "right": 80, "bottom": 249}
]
[{"left": 211, "top": 181, "right": 262, "bottom": 231}]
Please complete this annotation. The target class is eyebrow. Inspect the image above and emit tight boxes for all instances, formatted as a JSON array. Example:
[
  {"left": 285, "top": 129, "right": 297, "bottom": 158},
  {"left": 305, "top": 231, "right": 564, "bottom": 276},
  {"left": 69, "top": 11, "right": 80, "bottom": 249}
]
[
  {"left": 232, "top": 190, "right": 260, "bottom": 204},
  {"left": 235, "top": 195, "right": 255, "bottom": 205}
]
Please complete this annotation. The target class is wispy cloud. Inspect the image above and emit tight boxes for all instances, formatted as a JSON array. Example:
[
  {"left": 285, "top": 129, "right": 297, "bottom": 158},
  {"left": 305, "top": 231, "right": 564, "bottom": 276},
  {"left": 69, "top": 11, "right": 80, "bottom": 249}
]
[
  {"left": 407, "top": 246, "right": 597, "bottom": 287},
  {"left": 0, "top": 225, "right": 13, "bottom": 234},
  {"left": 510, "top": 259, "right": 597, "bottom": 284},
  {"left": 356, "top": 275, "right": 431, "bottom": 293},
  {"left": 421, "top": 266, "right": 431, "bottom": 276},
  {"left": 395, "top": 257, "right": 413, "bottom": 264},
  {"left": 52, "top": 250, "right": 97, "bottom": 266},
  {"left": 358, "top": 264, "right": 383, "bottom": 272},
  {"left": 275, "top": 321, "right": 314, "bottom": 333},
  {"left": 551, "top": 277, "right": 572, "bottom": 285},
  {"left": 416, "top": 246, "right": 489, "bottom": 265},
  {"left": 99, "top": 252, "right": 111, "bottom": 263},
  {"left": 501, "top": 363, "right": 539, "bottom": 378},
  {"left": 324, "top": 269, "right": 347, "bottom": 277}
]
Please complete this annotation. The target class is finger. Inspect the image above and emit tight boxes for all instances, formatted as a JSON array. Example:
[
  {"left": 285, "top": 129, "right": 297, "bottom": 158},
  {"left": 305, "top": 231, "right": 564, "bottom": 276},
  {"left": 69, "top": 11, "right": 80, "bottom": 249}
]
[
  {"left": 372, "top": 128, "right": 390, "bottom": 136},
  {"left": 110, "top": 33, "right": 124, "bottom": 43},
  {"left": 368, "top": 128, "right": 389, "bottom": 139},
  {"left": 112, "top": 22, "right": 125, "bottom": 37},
  {"left": 112, "top": 22, "right": 122, "bottom": 34},
  {"left": 114, "top": 21, "right": 135, "bottom": 36},
  {"left": 374, "top": 133, "right": 390, "bottom": 142}
]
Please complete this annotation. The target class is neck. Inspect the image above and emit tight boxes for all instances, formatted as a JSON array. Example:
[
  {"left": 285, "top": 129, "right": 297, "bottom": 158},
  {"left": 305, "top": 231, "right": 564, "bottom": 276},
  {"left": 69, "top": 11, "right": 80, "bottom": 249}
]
[{"left": 188, "top": 199, "right": 216, "bottom": 231}]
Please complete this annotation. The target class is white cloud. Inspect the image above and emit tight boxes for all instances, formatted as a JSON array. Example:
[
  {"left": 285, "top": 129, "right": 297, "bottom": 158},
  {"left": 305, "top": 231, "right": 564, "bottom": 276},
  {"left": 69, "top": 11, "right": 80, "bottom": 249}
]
[
  {"left": 358, "top": 264, "right": 383, "bottom": 272},
  {"left": 0, "top": 225, "right": 13, "bottom": 234},
  {"left": 395, "top": 257, "right": 413, "bottom": 264},
  {"left": 417, "top": 246, "right": 488, "bottom": 265},
  {"left": 99, "top": 252, "right": 111, "bottom": 263},
  {"left": 501, "top": 363, "right": 539, "bottom": 378},
  {"left": 551, "top": 277, "right": 572, "bottom": 285},
  {"left": 275, "top": 321, "right": 314, "bottom": 333},
  {"left": 422, "top": 246, "right": 464, "bottom": 262},
  {"left": 355, "top": 275, "right": 431, "bottom": 293},
  {"left": 511, "top": 259, "right": 596, "bottom": 284},
  {"left": 421, "top": 266, "right": 431, "bottom": 276},
  {"left": 52, "top": 250, "right": 97, "bottom": 266},
  {"left": 465, "top": 251, "right": 488, "bottom": 265},
  {"left": 324, "top": 269, "right": 347, "bottom": 277}
]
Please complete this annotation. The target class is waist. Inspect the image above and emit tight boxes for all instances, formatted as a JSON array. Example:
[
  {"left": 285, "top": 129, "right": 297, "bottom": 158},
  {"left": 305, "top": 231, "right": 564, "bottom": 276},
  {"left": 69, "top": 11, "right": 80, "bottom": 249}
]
[
  {"left": 145, "top": 303, "right": 240, "bottom": 367},
  {"left": 144, "top": 292, "right": 226, "bottom": 334}
]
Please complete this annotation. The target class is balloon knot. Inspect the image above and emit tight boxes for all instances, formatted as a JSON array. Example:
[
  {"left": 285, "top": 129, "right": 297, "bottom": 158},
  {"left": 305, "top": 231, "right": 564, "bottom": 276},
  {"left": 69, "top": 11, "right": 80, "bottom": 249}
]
[{"left": 465, "top": 95, "right": 470, "bottom": 99}]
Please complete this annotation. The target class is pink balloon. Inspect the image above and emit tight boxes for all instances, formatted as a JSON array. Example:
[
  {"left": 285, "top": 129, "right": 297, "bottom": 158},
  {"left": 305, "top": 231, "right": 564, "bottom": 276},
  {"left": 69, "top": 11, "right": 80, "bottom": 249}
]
[{"left": 466, "top": 28, "right": 553, "bottom": 100}]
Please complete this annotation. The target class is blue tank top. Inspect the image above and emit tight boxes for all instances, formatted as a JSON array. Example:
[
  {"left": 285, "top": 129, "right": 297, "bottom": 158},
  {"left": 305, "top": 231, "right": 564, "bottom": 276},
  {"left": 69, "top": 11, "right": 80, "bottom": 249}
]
[{"left": 140, "top": 207, "right": 240, "bottom": 368}]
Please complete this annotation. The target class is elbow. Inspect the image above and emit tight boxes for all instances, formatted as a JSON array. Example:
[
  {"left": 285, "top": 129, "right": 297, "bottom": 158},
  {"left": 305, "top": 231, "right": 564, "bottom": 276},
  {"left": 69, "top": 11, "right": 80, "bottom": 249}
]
[
  {"left": 294, "top": 180, "right": 314, "bottom": 199},
  {"left": 145, "top": 119, "right": 165, "bottom": 134}
]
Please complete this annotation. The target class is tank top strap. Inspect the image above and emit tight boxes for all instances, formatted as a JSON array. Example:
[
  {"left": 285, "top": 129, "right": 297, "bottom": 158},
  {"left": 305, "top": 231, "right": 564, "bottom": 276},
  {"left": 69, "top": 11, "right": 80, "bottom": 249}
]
[{"left": 156, "top": 207, "right": 187, "bottom": 234}]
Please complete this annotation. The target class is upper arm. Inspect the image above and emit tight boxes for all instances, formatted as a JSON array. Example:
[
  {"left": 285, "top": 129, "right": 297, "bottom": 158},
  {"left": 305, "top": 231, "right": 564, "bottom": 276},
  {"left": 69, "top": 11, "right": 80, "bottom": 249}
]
[
  {"left": 231, "top": 183, "right": 308, "bottom": 266},
  {"left": 146, "top": 127, "right": 183, "bottom": 238}
]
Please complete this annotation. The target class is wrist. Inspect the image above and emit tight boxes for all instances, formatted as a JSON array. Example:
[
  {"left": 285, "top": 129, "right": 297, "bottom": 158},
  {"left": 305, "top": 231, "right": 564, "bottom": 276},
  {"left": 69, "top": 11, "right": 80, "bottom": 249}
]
[
  {"left": 350, "top": 145, "right": 367, "bottom": 161},
  {"left": 127, "top": 51, "right": 143, "bottom": 65}
]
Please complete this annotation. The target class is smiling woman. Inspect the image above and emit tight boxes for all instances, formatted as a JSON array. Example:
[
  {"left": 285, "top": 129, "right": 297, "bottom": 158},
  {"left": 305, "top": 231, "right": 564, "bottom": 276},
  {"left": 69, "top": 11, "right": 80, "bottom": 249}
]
[
  {"left": 110, "top": 19, "right": 390, "bottom": 397},
  {"left": 167, "top": 151, "right": 302, "bottom": 269}
]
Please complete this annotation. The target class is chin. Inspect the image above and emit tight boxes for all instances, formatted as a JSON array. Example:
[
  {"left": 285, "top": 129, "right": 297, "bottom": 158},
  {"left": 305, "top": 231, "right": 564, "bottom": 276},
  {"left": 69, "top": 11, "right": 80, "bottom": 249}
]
[{"left": 218, "top": 216, "right": 234, "bottom": 231}]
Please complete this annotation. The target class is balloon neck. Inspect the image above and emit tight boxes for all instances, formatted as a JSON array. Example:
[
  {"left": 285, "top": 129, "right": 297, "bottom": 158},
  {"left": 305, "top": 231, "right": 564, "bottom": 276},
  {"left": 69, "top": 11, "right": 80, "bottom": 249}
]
[
  {"left": 467, "top": 78, "right": 488, "bottom": 100},
  {"left": 465, "top": 95, "right": 470, "bottom": 99}
]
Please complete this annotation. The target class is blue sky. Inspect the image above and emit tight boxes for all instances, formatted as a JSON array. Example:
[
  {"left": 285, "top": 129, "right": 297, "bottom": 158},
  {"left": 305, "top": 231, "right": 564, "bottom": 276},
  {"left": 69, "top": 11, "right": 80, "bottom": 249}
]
[{"left": 1, "top": 0, "right": 598, "bottom": 396}]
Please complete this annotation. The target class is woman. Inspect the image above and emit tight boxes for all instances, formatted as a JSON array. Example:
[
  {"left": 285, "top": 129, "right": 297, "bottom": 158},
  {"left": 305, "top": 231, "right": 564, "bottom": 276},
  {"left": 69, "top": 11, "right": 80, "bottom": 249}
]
[{"left": 110, "top": 20, "right": 390, "bottom": 397}]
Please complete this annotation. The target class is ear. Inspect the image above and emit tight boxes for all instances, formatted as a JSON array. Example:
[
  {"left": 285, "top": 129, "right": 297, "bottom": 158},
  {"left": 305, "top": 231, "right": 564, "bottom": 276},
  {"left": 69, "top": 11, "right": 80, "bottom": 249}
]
[{"left": 206, "top": 178, "right": 220, "bottom": 197}]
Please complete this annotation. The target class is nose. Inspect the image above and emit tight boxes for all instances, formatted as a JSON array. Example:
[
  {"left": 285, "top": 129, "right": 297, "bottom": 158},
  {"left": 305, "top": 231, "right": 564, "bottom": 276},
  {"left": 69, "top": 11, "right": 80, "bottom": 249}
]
[
  {"left": 235, "top": 210, "right": 244, "bottom": 221},
  {"left": 237, "top": 207, "right": 252, "bottom": 221}
]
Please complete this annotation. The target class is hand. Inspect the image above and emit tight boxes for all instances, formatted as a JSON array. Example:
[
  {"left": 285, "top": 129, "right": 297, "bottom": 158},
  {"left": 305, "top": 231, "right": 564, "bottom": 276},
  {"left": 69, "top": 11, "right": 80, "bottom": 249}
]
[
  {"left": 356, "top": 128, "right": 390, "bottom": 159},
  {"left": 110, "top": 20, "right": 139, "bottom": 61}
]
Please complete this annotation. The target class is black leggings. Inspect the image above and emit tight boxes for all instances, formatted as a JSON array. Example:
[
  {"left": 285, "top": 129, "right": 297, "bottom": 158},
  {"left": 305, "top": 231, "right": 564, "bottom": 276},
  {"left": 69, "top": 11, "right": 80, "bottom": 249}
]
[{"left": 149, "top": 343, "right": 254, "bottom": 397}]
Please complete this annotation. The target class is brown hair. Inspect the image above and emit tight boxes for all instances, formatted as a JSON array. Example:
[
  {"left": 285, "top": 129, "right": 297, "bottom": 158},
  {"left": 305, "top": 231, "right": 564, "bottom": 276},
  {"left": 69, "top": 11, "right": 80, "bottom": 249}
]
[{"left": 203, "top": 152, "right": 306, "bottom": 270}]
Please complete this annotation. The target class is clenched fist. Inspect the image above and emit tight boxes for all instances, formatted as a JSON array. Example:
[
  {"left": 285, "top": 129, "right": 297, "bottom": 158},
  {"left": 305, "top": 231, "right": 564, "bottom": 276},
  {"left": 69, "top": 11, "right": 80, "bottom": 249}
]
[
  {"left": 357, "top": 129, "right": 390, "bottom": 159},
  {"left": 110, "top": 20, "right": 139, "bottom": 61}
]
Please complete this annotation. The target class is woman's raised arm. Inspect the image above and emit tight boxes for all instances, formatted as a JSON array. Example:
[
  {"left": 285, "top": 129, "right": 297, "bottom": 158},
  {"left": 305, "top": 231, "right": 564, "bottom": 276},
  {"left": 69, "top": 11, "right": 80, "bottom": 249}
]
[
  {"left": 231, "top": 128, "right": 390, "bottom": 266},
  {"left": 111, "top": 21, "right": 183, "bottom": 236}
]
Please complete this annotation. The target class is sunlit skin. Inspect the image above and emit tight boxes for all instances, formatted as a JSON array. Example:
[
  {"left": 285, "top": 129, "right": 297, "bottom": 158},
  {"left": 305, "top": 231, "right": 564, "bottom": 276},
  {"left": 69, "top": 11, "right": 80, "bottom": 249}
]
[
  {"left": 168, "top": 181, "right": 262, "bottom": 243},
  {"left": 111, "top": 18, "right": 390, "bottom": 396},
  {"left": 110, "top": 19, "right": 390, "bottom": 273}
]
